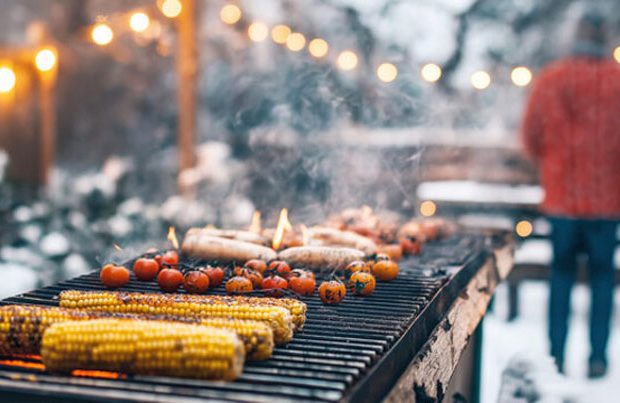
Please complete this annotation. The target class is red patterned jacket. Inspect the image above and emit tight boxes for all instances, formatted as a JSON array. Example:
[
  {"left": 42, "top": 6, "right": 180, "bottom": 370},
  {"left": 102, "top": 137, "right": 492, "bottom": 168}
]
[{"left": 521, "top": 57, "right": 620, "bottom": 218}]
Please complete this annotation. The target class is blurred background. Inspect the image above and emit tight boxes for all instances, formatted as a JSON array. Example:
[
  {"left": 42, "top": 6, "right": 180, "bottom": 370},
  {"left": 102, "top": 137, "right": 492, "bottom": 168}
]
[{"left": 0, "top": 0, "right": 619, "bottom": 401}]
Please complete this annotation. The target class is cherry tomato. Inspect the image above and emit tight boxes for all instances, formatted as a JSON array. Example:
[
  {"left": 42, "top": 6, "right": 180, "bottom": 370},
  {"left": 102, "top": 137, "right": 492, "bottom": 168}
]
[
  {"left": 262, "top": 275, "right": 288, "bottom": 298},
  {"left": 183, "top": 270, "right": 210, "bottom": 294},
  {"left": 133, "top": 258, "right": 160, "bottom": 281},
  {"left": 157, "top": 268, "right": 184, "bottom": 292},
  {"left": 377, "top": 244, "right": 403, "bottom": 261},
  {"left": 346, "top": 260, "right": 372, "bottom": 274},
  {"left": 161, "top": 250, "right": 179, "bottom": 267},
  {"left": 372, "top": 260, "right": 399, "bottom": 281},
  {"left": 292, "top": 269, "right": 315, "bottom": 280},
  {"left": 225, "top": 276, "right": 253, "bottom": 295},
  {"left": 348, "top": 271, "right": 376, "bottom": 296},
  {"left": 375, "top": 253, "right": 391, "bottom": 262},
  {"left": 100, "top": 264, "right": 130, "bottom": 288},
  {"left": 245, "top": 259, "right": 267, "bottom": 274},
  {"left": 318, "top": 280, "right": 346, "bottom": 304},
  {"left": 400, "top": 237, "right": 423, "bottom": 255},
  {"left": 241, "top": 268, "right": 263, "bottom": 288},
  {"left": 268, "top": 261, "right": 291, "bottom": 278},
  {"left": 204, "top": 266, "right": 225, "bottom": 288},
  {"left": 289, "top": 274, "right": 316, "bottom": 296}
]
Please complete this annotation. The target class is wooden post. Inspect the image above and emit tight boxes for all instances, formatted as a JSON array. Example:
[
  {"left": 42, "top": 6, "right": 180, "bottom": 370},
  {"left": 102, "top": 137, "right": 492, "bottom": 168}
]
[{"left": 175, "top": 0, "right": 198, "bottom": 196}]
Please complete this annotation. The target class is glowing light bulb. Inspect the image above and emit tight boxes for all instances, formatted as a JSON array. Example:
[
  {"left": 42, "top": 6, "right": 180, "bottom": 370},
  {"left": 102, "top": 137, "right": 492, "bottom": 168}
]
[
  {"left": 613, "top": 46, "right": 620, "bottom": 63},
  {"left": 248, "top": 22, "right": 268, "bottom": 42},
  {"left": 515, "top": 220, "right": 533, "bottom": 237},
  {"left": 161, "top": 0, "right": 182, "bottom": 18},
  {"left": 511, "top": 66, "right": 532, "bottom": 87},
  {"left": 271, "top": 25, "right": 290, "bottom": 44},
  {"left": 420, "top": 201, "right": 437, "bottom": 217},
  {"left": 129, "top": 12, "right": 150, "bottom": 33},
  {"left": 420, "top": 63, "right": 442, "bottom": 83},
  {"left": 337, "top": 50, "right": 358, "bottom": 71},
  {"left": 470, "top": 70, "right": 491, "bottom": 90},
  {"left": 35, "top": 48, "right": 57, "bottom": 72},
  {"left": 0, "top": 67, "right": 16, "bottom": 93},
  {"left": 377, "top": 63, "right": 398, "bottom": 83},
  {"left": 286, "top": 32, "right": 306, "bottom": 52},
  {"left": 308, "top": 38, "right": 328, "bottom": 58},
  {"left": 220, "top": 4, "right": 241, "bottom": 25},
  {"left": 91, "top": 23, "right": 113, "bottom": 46}
]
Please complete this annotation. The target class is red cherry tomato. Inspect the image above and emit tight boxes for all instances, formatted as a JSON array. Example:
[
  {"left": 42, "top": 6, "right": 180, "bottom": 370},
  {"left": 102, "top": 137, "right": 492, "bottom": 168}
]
[
  {"left": 400, "top": 237, "right": 423, "bottom": 255},
  {"left": 268, "top": 261, "right": 291, "bottom": 278},
  {"left": 157, "top": 268, "right": 184, "bottom": 292},
  {"left": 245, "top": 259, "right": 267, "bottom": 274},
  {"left": 133, "top": 258, "right": 160, "bottom": 281},
  {"left": 204, "top": 266, "right": 225, "bottom": 288},
  {"left": 262, "top": 275, "right": 288, "bottom": 298},
  {"left": 183, "top": 270, "right": 210, "bottom": 294},
  {"left": 100, "top": 264, "right": 130, "bottom": 288},
  {"left": 289, "top": 274, "right": 316, "bottom": 296},
  {"left": 161, "top": 250, "right": 179, "bottom": 267},
  {"left": 225, "top": 276, "right": 253, "bottom": 295}
]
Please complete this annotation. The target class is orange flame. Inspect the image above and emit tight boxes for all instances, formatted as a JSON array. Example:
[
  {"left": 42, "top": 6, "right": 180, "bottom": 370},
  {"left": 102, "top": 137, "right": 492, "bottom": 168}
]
[
  {"left": 272, "top": 208, "right": 290, "bottom": 250},
  {"left": 299, "top": 224, "right": 309, "bottom": 245},
  {"left": 167, "top": 226, "right": 179, "bottom": 249},
  {"left": 0, "top": 359, "right": 45, "bottom": 371},
  {"left": 113, "top": 243, "right": 123, "bottom": 251},
  {"left": 72, "top": 370, "right": 126, "bottom": 379},
  {"left": 249, "top": 211, "right": 262, "bottom": 233}
]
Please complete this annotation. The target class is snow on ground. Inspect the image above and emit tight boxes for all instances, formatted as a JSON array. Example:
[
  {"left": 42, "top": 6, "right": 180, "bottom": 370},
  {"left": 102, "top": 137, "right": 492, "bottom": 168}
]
[{"left": 483, "top": 281, "right": 620, "bottom": 403}]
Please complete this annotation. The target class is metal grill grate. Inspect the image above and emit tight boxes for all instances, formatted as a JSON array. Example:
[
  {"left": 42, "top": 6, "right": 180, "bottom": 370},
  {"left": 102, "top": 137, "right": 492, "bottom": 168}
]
[{"left": 0, "top": 234, "right": 491, "bottom": 402}]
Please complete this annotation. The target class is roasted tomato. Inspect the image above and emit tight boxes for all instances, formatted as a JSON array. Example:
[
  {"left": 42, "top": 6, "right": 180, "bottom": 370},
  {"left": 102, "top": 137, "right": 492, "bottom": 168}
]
[
  {"left": 292, "top": 269, "right": 315, "bottom": 280},
  {"left": 348, "top": 272, "right": 376, "bottom": 296},
  {"left": 157, "top": 268, "right": 184, "bottom": 292},
  {"left": 100, "top": 264, "right": 130, "bottom": 288},
  {"left": 346, "top": 260, "right": 371, "bottom": 274},
  {"left": 377, "top": 244, "right": 403, "bottom": 261},
  {"left": 289, "top": 272, "right": 316, "bottom": 296},
  {"left": 374, "top": 253, "right": 391, "bottom": 262},
  {"left": 245, "top": 259, "right": 267, "bottom": 274},
  {"left": 262, "top": 275, "right": 288, "bottom": 297},
  {"left": 204, "top": 266, "right": 225, "bottom": 288},
  {"left": 236, "top": 268, "right": 263, "bottom": 288},
  {"left": 372, "top": 260, "right": 399, "bottom": 281},
  {"left": 400, "top": 237, "right": 423, "bottom": 255},
  {"left": 183, "top": 270, "right": 210, "bottom": 294},
  {"left": 318, "top": 280, "right": 346, "bottom": 304},
  {"left": 268, "top": 261, "right": 291, "bottom": 278},
  {"left": 161, "top": 250, "right": 179, "bottom": 267},
  {"left": 133, "top": 258, "right": 160, "bottom": 281},
  {"left": 225, "top": 276, "right": 253, "bottom": 294}
]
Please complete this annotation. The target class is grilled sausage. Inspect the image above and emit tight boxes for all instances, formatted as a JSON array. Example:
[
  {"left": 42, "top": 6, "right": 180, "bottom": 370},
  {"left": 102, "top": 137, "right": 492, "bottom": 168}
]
[
  {"left": 278, "top": 246, "right": 365, "bottom": 270},
  {"left": 307, "top": 226, "right": 378, "bottom": 255},
  {"left": 200, "top": 228, "right": 270, "bottom": 246},
  {"left": 182, "top": 229, "right": 277, "bottom": 262}
]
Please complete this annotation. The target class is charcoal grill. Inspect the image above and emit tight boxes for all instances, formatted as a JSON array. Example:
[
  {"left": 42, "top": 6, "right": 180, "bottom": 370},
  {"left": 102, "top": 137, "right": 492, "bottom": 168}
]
[{"left": 0, "top": 232, "right": 509, "bottom": 402}]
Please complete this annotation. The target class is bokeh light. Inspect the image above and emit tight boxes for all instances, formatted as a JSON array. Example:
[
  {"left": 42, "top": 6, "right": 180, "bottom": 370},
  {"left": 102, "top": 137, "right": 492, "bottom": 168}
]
[
  {"left": 286, "top": 32, "right": 306, "bottom": 52},
  {"left": 510, "top": 66, "right": 532, "bottom": 87},
  {"left": 337, "top": 50, "right": 358, "bottom": 71},
  {"left": 271, "top": 25, "right": 291, "bottom": 44},
  {"left": 91, "top": 23, "right": 113, "bottom": 46},
  {"left": 161, "top": 0, "right": 182, "bottom": 18},
  {"left": 419, "top": 200, "right": 437, "bottom": 217},
  {"left": 129, "top": 12, "right": 150, "bottom": 33},
  {"left": 35, "top": 48, "right": 57, "bottom": 72},
  {"left": 420, "top": 63, "right": 442, "bottom": 83},
  {"left": 376, "top": 63, "right": 398, "bottom": 83},
  {"left": 613, "top": 46, "right": 620, "bottom": 64},
  {"left": 308, "top": 38, "right": 328, "bottom": 58},
  {"left": 0, "top": 67, "right": 16, "bottom": 93},
  {"left": 248, "top": 22, "right": 268, "bottom": 42},
  {"left": 470, "top": 70, "right": 491, "bottom": 90},
  {"left": 515, "top": 220, "right": 533, "bottom": 237},
  {"left": 220, "top": 4, "right": 241, "bottom": 25}
]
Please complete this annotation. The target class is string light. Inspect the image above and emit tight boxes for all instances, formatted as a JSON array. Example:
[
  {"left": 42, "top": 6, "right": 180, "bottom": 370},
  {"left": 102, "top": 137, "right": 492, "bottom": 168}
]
[
  {"left": 286, "top": 32, "right": 306, "bottom": 52},
  {"left": 271, "top": 25, "right": 290, "bottom": 44},
  {"left": 0, "top": 67, "right": 16, "bottom": 93},
  {"left": 515, "top": 220, "right": 533, "bottom": 237},
  {"left": 470, "top": 70, "right": 491, "bottom": 90},
  {"left": 91, "top": 23, "right": 113, "bottom": 46},
  {"left": 420, "top": 63, "right": 442, "bottom": 83},
  {"left": 220, "top": 4, "right": 241, "bottom": 25},
  {"left": 161, "top": 0, "right": 182, "bottom": 18},
  {"left": 377, "top": 63, "right": 398, "bottom": 83},
  {"left": 337, "top": 50, "right": 358, "bottom": 71},
  {"left": 420, "top": 200, "right": 437, "bottom": 217},
  {"left": 35, "top": 48, "right": 57, "bottom": 72},
  {"left": 511, "top": 66, "right": 532, "bottom": 87},
  {"left": 129, "top": 12, "right": 150, "bottom": 33},
  {"left": 248, "top": 22, "right": 268, "bottom": 42},
  {"left": 308, "top": 38, "right": 328, "bottom": 58},
  {"left": 613, "top": 46, "right": 620, "bottom": 63}
]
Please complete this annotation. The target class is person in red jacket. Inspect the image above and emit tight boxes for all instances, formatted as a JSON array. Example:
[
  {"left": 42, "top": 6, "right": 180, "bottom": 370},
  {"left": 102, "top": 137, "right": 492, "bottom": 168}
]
[{"left": 522, "top": 10, "right": 620, "bottom": 378}]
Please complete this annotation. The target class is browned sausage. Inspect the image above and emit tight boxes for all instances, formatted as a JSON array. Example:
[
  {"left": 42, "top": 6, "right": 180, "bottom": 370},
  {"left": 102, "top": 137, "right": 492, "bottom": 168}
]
[
  {"left": 200, "top": 228, "right": 270, "bottom": 245},
  {"left": 306, "top": 226, "right": 378, "bottom": 255},
  {"left": 182, "top": 230, "right": 277, "bottom": 262},
  {"left": 277, "top": 246, "right": 365, "bottom": 270}
]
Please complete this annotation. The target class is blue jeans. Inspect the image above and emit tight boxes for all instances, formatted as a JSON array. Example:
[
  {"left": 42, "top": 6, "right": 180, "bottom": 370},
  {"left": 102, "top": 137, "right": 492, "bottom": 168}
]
[{"left": 548, "top": 216, "right": 618, "bottom": 365}]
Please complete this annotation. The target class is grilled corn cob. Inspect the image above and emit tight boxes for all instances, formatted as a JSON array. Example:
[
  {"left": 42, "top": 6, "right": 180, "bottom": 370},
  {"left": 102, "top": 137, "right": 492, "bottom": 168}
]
[
  {"left": 41, "top": 319, "right": 245, "bottom": 380},
  {"left": 0, "top": 305, "right": 274, "bottom": 361},
  {"left": 60, "top": 290, "right": 294, "bottom": 344}
]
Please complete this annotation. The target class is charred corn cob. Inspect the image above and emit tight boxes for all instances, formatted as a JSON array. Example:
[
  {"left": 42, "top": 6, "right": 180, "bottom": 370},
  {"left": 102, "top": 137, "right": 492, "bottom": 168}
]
[
  {"left": 41, "top": 319, "right": 245, "bottom": 380},
  {"left": 0, "top": 305, "right": 274, "bottom": 361},
  {"left": 60, "top": 290, "right": 294, "bottom": 344}
]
